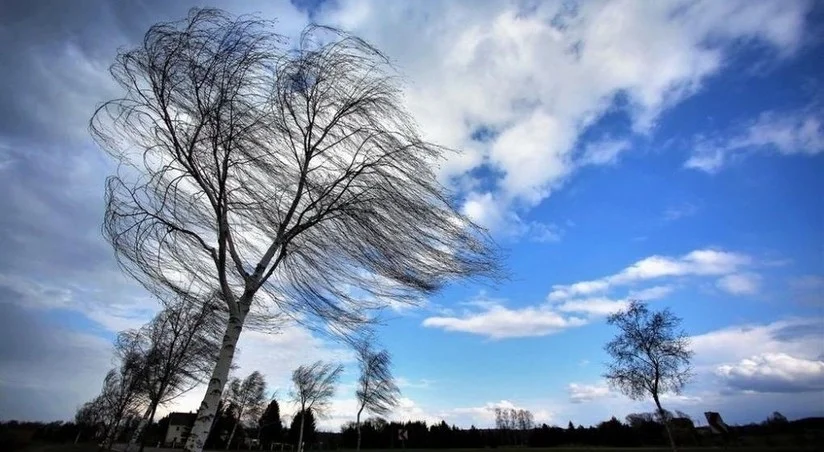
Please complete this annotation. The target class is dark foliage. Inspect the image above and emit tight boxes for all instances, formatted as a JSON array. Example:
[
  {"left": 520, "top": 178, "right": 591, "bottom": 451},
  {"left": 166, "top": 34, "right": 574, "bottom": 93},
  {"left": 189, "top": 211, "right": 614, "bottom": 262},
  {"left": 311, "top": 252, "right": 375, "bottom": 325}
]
[
  {"left": 258, "top": 399, "right": 284, "bottom": 448},
  {"left": 289, "top": 409, "right": 317, "bottom": 448}
]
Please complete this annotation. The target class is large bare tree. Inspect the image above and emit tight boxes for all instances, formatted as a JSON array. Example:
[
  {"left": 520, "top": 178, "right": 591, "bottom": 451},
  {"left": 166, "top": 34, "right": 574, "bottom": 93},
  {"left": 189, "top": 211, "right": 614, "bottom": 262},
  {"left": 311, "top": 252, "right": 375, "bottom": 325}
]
[
  {"left": 90, "top": 8, "right": 499, "bottom": 452},
  {"left": 354, "top": 343, "right": 399, "bottom": 451},
  {"left": 125, "top": 294, "right": 224, "bottom": 452},
  {"left": 224, "top": 371, "right": 268, "bottom": 449},
  {"left": 291, "top": 361, "right": 343, "bottom": 452},
  {"left": 604, "top": 300, "right": 694, "bottom": 452}
]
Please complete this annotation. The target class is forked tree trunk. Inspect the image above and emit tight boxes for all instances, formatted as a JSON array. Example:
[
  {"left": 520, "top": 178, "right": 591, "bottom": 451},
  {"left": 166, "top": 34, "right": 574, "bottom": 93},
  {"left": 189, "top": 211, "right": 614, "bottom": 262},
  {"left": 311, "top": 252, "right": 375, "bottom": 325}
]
[
  {"left": 184, "top": 313, "right": 245, "bottom": 452},
  {"left": 654, "top": 395, "right": 677, "bottom": 452}
]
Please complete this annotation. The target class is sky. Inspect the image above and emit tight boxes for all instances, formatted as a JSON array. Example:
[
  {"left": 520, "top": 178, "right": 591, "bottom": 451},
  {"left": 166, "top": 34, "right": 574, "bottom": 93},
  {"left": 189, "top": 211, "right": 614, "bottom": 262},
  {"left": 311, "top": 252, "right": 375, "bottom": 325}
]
[{"left": 0, "top": 0, "right": 823, "bottom": 432}]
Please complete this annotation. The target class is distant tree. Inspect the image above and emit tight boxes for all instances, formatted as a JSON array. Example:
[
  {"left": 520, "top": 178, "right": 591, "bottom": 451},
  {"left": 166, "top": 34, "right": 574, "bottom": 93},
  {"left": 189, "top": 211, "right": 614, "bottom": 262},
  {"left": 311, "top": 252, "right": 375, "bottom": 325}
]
[
  {"left": 126, "top": 296, "right": 224, "bottom": 452},
  {"left": 766, "top": 411, "right": 789, "bottom": 425},
  {"left": 355, "top": 343, "right": 400, "bottom": 451},
  {"left": 90, "top": 8, "right": 500, "bottom": 452},
  {"left": 515, "top": 409, "right": 534, "bottom": 445},
  {"left": 289, "top": 410, "right": 316, "bottom": 449},
  {"left": 291, "top": 362, "right": 343, "bottom": 452},
  {"left": 205, "top": 400, "right": 238, "bottom": 450},
  {"left": 604, "top": 300, "right": 694, "bottom": 452},
  {"left": 225, "top": 371, "right": 267, "bottom": 449},
  {"left": 98, "top": 334, "right": 148, "bottom": 450},
  {"left": 258, "top": 399, "right": 283, "bottom": 448},
  {"left": 74, "top": 399, "right": 107, "bottom": 444}
]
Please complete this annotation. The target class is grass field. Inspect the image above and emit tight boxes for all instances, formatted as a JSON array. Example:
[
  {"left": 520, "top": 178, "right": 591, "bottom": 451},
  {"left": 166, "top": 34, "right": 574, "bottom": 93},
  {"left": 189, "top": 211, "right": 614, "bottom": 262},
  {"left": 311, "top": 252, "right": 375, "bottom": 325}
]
[{"left": 18, "top": 445, "right": 824, "bottom": 452}]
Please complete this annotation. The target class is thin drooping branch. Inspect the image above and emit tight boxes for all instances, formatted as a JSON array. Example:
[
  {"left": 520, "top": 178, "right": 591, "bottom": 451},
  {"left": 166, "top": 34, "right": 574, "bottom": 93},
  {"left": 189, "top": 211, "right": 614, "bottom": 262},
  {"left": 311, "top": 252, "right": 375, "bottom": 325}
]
[{"left": 90, "top": 8, "right": 501, "bottom": 452}]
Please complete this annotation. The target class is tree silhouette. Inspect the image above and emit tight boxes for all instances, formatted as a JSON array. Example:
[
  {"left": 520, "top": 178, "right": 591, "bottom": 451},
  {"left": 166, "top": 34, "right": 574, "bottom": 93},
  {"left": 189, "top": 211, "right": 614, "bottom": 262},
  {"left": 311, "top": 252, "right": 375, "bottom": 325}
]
[
  {"left": 224, "top": 371, "right": 267, "bottom": 449},
  {"left": 604, "top": 300, "right": 693, "bottom": 452},
  {"left": 355, "top": 342, "right": 399, "bottom": 451},
  {"left": 90, "top": 8, "right": 500, "bottom": 452},
  {"left": 258, "top": 399, "right": 283, "bottom": 448},
  {"left": 289, "top": 410, "right": 316, "bottom": 450},
  {"left": 291, "top": 361, "right": 342, "bottom": 452}
]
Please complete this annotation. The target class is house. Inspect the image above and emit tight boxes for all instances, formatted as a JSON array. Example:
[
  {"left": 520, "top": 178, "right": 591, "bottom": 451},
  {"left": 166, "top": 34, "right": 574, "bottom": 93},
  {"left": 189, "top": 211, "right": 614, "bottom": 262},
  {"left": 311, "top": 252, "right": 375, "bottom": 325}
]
[{"left": 165, "top": 412, "right": 197, "bottom": 447}]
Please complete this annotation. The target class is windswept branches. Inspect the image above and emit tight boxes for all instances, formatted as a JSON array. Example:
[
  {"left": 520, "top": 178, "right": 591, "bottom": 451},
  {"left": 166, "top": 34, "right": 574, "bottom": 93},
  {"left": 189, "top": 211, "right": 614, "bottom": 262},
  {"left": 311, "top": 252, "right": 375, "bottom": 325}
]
[
  {"left": 91, "top": 8, "right": 500, "bottom": 452},
  {"left": 354, "top": 341, "right": 399, "bottom": 451},
  {"left": 603, "top": 300, "right": 694, "bottom": 452},
  {"left": 291, "top": 361, "right": 343, "bottom": 417},
  {"left": 291, "top": 361, "right": 343, "bottom": 452}
]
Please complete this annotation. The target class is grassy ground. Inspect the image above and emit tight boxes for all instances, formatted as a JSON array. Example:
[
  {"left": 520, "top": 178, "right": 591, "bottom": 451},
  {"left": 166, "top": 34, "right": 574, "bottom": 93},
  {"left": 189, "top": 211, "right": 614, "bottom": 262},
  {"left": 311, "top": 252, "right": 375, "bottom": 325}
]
[{"left": 19, "top": 446, "right": 823, "bottom": 452}]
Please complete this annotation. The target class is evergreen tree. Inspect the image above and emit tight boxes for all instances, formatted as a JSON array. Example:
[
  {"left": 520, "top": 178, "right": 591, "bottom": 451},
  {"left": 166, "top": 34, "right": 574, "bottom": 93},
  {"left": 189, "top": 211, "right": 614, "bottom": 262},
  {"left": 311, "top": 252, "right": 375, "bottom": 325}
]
[
  {"left": 258, "top": 400, "right": 283, "bottom": 448},
  {"left": 289, "top": 410, "right": 316, "bottom": 449}
]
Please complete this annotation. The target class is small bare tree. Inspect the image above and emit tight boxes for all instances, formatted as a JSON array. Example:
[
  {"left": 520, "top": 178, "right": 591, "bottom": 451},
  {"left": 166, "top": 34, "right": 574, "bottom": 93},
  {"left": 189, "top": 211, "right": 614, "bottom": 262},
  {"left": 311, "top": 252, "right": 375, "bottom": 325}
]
[
  {"left": 96, "top": 331, "right": 151, "bottom": 450},
  {"left": 75, "top": 398, "right": 107, "bottom": 444},
  {"left": 354, "top": 343, "right": 399, "bottom": 451},
  {"left": 225, "top": 371, "right": 268, "bottom": 449},
  {"left": 291, "top": 361, "right": 343, "bottom": 452},
  {"left": 604, "top": 300, "right": 694, "bottom": 452},
  {"left": 125, "top": 295, "right": 224, "bottom": 452},
  {"left": 90, "top": 8, "right": 499, "bottom": 452}
]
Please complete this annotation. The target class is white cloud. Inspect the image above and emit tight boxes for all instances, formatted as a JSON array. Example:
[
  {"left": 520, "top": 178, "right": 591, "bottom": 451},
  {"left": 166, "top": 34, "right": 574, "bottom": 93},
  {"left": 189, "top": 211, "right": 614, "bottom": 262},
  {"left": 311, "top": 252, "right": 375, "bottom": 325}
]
[
  {"left": 556, "top": 297, "right": 629, "bottom": 316},
  {"left": 717, "top": 273, "right": 761, "bottom": 295},
  {"left": 716, "top": 353, "right": 824, "bottom": 393},
  {"left": 686, "top": 110, "right": 824, "bottom": 173},
  {"left": 396, "top": 377, "right": 435, "bottom": 390},
  {"left": 422, "top": 302, "right": 586, "bottom": 339},
  {"left": 580, "top": 139, "right": 632, "bottom": 166},
  {"left": 691, "top": 317, "right": 824, "bottom": 371},
  {"left": 568, "top": 382, "right": 615, "bottom": 404},
  {"left": 318, "top": 0, "right": 813, "bottom": 233},
  {"left": 549, "top": 248, "right": 751, "bottom": 300},
  {"left": 627, "top": 285, "right": 676, "bottom": 300}
]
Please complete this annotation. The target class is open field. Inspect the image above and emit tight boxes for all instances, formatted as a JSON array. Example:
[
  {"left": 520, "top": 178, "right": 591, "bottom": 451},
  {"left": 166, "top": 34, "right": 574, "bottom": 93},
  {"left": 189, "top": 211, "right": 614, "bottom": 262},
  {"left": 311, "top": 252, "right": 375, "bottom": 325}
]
[{"left": 19, "top": 445, "right": 824, "bottom": 452}]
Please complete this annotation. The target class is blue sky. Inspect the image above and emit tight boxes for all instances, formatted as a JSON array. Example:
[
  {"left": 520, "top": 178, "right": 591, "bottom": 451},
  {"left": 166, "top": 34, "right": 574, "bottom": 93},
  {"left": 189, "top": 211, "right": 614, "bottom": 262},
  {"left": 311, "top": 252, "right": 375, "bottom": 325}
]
[{"left": 0, "top": 0, "right": 822, "bottom": 431}]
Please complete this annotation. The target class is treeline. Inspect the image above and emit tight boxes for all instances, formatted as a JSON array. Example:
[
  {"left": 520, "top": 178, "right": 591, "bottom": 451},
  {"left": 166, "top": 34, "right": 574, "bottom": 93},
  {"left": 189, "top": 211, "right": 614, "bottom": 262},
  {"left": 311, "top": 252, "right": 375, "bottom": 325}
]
[
  {"left": 331, "top": 412, "right": 824, "bottom": 449},
  {"left": 3, "top": 411, "right": 823, "bottom": 450}
]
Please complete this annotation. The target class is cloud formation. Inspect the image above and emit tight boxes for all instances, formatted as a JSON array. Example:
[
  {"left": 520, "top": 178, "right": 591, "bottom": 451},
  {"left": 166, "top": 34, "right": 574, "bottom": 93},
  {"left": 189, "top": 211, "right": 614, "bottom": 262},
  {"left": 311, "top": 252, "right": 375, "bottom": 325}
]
[
  {"left": 317, "top": 0, "right": 813, "bottom": 235},
  {"left": 716, "top": 353, "right": 824, "bottom": 393},
  {"left": 549, "top": 249, "right": 752, "bottom": 300},
  {"left": 685, "top": 109, "right": 824, "bottom": 173}
]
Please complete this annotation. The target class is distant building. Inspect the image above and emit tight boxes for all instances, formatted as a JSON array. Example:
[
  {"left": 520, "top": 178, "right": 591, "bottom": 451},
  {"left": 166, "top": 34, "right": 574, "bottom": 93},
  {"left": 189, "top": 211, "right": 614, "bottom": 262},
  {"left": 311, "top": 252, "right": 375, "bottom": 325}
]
[{"left": 165, "top": 412, "right": 197, "bottom": 447}]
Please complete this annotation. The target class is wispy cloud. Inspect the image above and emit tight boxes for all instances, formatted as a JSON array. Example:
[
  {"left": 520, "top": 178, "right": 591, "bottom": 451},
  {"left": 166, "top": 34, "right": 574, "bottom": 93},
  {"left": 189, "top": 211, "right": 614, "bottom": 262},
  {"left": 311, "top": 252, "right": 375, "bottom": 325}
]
[
  {"left": 548, "top": 249, "right": 752, "bottom": 300},
  {"left": 686, "top": 109, "right": 824, "bottom": 173}
]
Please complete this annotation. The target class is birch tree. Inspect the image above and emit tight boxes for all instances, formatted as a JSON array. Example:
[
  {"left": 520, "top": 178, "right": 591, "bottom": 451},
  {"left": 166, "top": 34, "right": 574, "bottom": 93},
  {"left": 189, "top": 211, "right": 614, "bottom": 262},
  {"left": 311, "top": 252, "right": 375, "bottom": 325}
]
[
  {"left": 125, "top": 295, "right": 224, "bottom": 452},
  {"left": 90, "top": 8, "right": 499, "bottom": 452},
  {"left": 291, "top": 362, "right": 343, "bottom": 452},
  {"left": 354, "top": 344, "right": 399, "bottom": 451},
  {"left": 97, "top": 331, "right": 150, "bottom": 450},
  {"left": 604, "top": 300, "right": 694, "bottom": 452},
  {"left": 224, "top": 371, "right": 267, "bottom": 449}
]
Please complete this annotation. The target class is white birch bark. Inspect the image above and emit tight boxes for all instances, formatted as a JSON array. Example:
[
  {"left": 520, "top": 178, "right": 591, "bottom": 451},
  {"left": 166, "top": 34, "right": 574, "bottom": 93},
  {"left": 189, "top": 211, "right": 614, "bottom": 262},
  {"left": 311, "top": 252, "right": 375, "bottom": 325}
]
[
  {"left": 125, "top": 405, "right": 153, "bottom": 452},
  {"left": 184, "top": 313, "right": 244, "bottom": 452}
]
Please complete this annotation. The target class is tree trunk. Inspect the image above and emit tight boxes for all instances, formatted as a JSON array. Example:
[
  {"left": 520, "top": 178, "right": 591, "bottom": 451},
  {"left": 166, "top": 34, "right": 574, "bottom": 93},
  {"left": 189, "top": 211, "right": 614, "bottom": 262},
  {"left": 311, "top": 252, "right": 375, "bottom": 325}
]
[
  {"left": 355, "top": 405, "right": 364, "bottom": 452},
  {"left": 138, "top": 403, "right": 158, "bottom": 452},
  {"left": 184, "top": 313, "right": 245, "bottom": 452},
  {"left": 653, "top": 395, "right": 677, "bottom": 452},
  {"left": 126, "top": 405, "right": 153, "bottom": 452},
  {"left": 227, "top": 407, "right": 245, "bottom": 451},
  {"left": 297, "top": 410, "right": 306, "bottom": 452}
]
